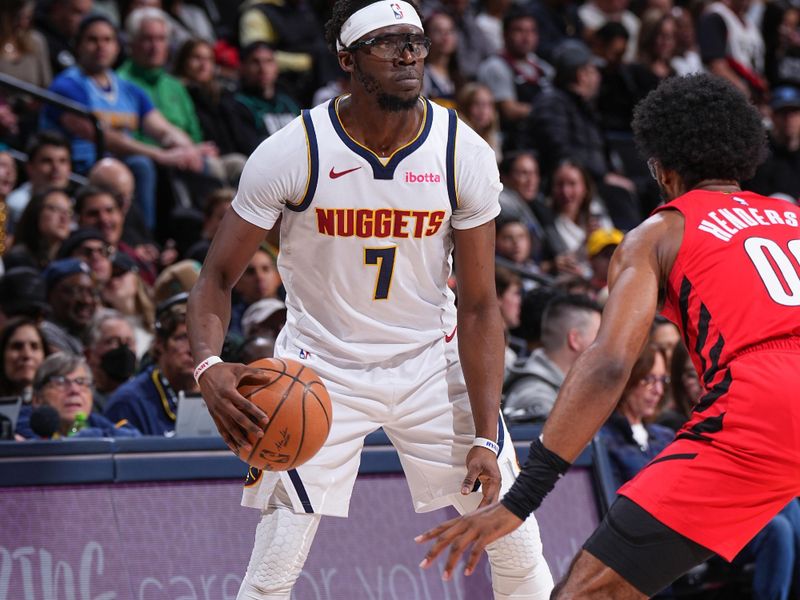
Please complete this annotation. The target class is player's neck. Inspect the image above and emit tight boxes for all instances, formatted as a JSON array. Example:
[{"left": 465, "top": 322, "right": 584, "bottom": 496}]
[
  {"left": 690, "top": 180, "right": 741, "bottom": 194},
  {"left": 338, "top": 94, "right": 423, "bottom": 157}
]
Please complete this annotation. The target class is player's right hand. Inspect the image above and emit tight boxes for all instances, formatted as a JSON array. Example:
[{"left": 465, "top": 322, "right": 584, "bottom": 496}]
[
  {"left": 197, "top": 362, "right": 273, "bottom": 456},
  {"left": 416, "top": 502, "right": 523, "bottom": 580}
]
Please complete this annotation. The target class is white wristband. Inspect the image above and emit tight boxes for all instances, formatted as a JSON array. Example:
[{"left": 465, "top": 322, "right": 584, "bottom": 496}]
[
  {"left": 194, "top": 355, "right": 223, "bottom": 384},
  {"left": 472, "top": 437, "right": 500, "bottom": 456}
]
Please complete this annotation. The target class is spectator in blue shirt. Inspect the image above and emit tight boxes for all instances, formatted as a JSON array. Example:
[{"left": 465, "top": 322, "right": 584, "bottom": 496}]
[
  {"left": 16, "top": 352, "right": 140, "bottom": 439},
  {"left": 39, "top": 14, "right": 209, "bottom": 231},
  {"left": 600, "top": 343, "right": 674, "bottom": 489}
]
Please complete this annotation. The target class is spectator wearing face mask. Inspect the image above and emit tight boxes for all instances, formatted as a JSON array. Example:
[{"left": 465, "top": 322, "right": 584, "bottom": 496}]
[
  {"left": 104, "top": 293, "right": 197, "bottom": 435},
  {"left": 84, "top": 310, "right": 138, "bottom": 414}
]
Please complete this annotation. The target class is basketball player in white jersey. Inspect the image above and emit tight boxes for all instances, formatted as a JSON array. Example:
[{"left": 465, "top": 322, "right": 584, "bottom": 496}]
[{"left": 186, "top": 1, "right": 554, "bottom": 598}]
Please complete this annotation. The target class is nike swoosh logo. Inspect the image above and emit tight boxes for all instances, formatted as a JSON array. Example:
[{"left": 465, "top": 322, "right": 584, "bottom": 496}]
[
  {"left": 444, "top": 326, "right": 457, "bottom": 343},
  {"left": 329, "top": 166, "right": 362, "bottom": 179}
]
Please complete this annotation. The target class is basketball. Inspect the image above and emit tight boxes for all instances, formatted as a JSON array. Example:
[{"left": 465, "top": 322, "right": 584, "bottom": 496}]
[{"left": 237, "top": 358, "right": 332, "bottom": 471}]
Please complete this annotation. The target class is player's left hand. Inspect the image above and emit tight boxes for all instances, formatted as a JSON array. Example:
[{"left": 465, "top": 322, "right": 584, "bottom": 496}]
[
  {"left": 415, "top": 503, "right": 523, "bottom": 579},
  {"left": 462, "top": 446, "right": 501, "bottom": 508}
]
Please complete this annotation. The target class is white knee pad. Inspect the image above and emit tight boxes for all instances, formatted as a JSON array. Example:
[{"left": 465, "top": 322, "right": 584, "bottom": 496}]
[
  {"left": 237, "top": 484, "right": 322, "bottom": 600},
  {"left": 450, "top": 490, "right": 554, "bottom": 600},
  {"left": 485, "top": 516, "right": 554, "bottom": 600}
]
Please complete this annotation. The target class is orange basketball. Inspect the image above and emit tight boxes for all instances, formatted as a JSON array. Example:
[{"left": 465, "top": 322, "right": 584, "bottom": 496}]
[{"left": 237, "top": 358, "right": 332, "bottom": 471}]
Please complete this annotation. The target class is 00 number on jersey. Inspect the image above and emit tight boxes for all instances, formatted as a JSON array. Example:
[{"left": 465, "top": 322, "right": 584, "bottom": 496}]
[{"left": 745, "top": 237, "right": 800, "bottom": 306}]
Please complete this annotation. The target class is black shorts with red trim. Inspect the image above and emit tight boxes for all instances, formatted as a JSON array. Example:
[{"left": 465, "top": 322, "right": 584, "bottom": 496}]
[
  {"left": 618, "top": 343, "right": 800, "bottom": 561},
  {"left": 583, "top": 496, "right": 714, "bottom": 596}
]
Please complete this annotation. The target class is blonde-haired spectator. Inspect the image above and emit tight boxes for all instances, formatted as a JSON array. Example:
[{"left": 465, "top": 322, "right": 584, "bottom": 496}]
[{"left": 457, "top": 82, "right": 502, "bottom": 161}]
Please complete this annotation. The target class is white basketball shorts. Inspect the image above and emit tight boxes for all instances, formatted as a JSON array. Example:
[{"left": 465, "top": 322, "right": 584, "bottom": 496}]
[{"left": 241, "top": 332, "right": 519, "bottom": 517}]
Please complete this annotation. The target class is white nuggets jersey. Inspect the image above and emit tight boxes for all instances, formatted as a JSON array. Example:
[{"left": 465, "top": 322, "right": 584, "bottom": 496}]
[{"left": 232, "top": 96, "right": 501, "bottom": 364}]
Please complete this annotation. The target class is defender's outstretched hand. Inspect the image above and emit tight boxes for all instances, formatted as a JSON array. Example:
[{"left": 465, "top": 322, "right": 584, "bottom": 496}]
[
  {"left": 198, "top": 363, "right": 273, "bottom": 456},
  {"left": 416, "top": 503, "right": 523, "bottom": 580}
]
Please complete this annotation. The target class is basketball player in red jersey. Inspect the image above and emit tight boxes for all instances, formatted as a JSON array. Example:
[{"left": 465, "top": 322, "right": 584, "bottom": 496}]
[{"left": 418, "top": 73, "right": 800, "bottom": 597}]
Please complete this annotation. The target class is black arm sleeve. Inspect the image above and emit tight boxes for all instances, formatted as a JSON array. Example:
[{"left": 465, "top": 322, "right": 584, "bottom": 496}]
[{"left": 500, "top": 437, "right": 572, "bottom": 520}]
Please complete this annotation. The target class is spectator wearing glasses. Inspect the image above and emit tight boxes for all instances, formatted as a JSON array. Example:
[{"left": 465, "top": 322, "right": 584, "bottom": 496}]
[
  {"left": 105, "top": 294, "right": 197, "bottom": 435},
  {"left": 75, "top": 185, "right": 158, "bottom": 285},
  {"left": 16, "top": 352, "right": 141, "bottom": 438},
  {"left": 57, "top": 228, "right": 113, "bottom": 286},
  {"left": 599, "top": 342, "right": 674, "bottom": 490},
  {"left": 40, "top": 258, "right": 99, "bottom": 356}
]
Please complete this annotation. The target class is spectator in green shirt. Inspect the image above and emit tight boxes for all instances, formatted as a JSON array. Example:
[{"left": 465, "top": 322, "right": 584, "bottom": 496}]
[
  {"left": 118, "top": 7, "right": 244, "bottom": 184},
  {"left": 118, "top": 7, "right": 204, "bottom": 146}
]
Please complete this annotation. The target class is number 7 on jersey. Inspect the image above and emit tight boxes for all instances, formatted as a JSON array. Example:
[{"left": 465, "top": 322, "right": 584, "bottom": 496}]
[{"left": 365, "top": 246, "right": 397, "bottom": 300}]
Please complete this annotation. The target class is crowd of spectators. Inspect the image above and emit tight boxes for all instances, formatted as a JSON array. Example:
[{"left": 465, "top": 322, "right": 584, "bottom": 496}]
[{"left": 0, "top": 0, "right": 799, "bottom": 593}]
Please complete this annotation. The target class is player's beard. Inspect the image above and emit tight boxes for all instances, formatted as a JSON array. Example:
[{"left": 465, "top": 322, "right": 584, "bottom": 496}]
[{"left": 354, "top": 60, "right": 419, "bottom": 112}]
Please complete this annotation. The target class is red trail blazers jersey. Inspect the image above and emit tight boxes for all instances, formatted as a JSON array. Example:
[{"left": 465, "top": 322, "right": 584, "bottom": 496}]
[
  {"left": 618, "top": 190, "right": 800, "bottom": 559},
  {"left": 653, "top": 190, "right": 800, "bottom": 390}
]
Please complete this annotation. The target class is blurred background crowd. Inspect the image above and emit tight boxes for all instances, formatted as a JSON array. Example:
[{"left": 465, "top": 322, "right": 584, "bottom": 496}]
[{"left": 1, "top": 0, "right": 799, "bottom": 594}]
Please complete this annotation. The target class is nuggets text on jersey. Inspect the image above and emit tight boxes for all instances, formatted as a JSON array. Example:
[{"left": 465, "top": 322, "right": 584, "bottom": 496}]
[{"left": 316, "top": 207, "right": 446, "bottom": 238}]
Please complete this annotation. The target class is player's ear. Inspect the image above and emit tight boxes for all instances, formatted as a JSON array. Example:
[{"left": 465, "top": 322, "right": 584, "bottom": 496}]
[
  {"left": 660, "top": 167, "right": 684, "bottom": 199},
  {"left": 338, "top": 50, "right": 355, "bottom": 73}
]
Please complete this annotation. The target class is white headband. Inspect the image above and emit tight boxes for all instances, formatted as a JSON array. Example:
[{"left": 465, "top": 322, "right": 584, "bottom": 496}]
[{"left": 337, "top": 1, "right": 423, "bottom": 51}]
